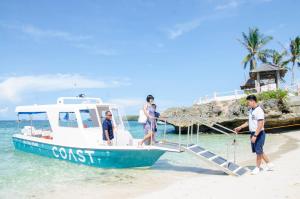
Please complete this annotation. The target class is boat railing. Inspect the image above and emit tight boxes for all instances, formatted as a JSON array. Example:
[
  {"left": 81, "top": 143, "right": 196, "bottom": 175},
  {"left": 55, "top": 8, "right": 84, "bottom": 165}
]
[{"left": 57, "top": 97, "right": 103, "bottom": 104}]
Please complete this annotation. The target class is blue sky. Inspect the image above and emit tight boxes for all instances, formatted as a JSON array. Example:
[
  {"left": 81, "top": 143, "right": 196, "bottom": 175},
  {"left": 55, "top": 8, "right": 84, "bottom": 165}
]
[{"left": 0, "top": 0, "right": 299, "bottom": 119}]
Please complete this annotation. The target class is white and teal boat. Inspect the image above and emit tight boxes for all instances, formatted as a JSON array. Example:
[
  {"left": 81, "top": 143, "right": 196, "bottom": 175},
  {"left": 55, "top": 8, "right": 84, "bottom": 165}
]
[{"left": 12, "top": 97, "right": 176, "bottom": 168}]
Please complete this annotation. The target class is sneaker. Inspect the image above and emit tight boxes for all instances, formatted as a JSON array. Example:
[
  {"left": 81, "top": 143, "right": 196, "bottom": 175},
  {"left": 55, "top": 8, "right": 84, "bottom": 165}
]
[
  {"left": 251, "top": 167, "right": 261, "bottom": 175},
  {"left": 264, "top": 163, "right": 274, "bottom": 171}
]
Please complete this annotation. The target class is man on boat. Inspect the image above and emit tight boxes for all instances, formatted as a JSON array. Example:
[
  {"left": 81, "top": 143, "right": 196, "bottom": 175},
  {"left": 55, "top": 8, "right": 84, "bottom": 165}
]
[
  {"left": 234, "top": 95, "right": 274, "bottom": 175},
  {"left": 103, "top": 111, "right": 114, "bottom": 146}
]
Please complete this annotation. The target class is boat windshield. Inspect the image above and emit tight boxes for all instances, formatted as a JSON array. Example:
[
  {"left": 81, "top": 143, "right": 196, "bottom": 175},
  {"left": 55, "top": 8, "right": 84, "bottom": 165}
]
[
  {"left": 80, "top": 109, "right": 100, "bottom": 128},
  {"left": 111, "top": 108, "right": 123, "bottom": 127},
  {"left": 17, "top": 112, "right": 53, "bottom": 139}
]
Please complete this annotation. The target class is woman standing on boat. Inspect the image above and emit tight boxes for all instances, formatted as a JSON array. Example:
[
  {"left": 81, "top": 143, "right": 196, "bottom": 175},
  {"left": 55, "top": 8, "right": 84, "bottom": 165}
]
[{"left": 139, "top": 95, "right": 156, "bottom": 146}]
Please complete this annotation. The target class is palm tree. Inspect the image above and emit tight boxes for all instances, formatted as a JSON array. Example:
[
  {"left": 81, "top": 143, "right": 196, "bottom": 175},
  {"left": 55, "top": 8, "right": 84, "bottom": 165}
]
[
  {"left": 239, "top": 27, "right": 273, "bottom": 71},
  {"left": 259, "top": 49, "right": 288, "bottom": 68},
  {"left": 286, "top": 36, "right": 300, "bottom": 86},
  {"left": 258, "top": 49, "right": 289, "bottom": 82}
]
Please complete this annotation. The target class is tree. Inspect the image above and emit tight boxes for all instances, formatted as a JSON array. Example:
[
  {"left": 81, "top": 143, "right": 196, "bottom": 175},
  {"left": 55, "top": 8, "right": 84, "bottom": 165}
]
[
  {"left": 239, "top": 27, "right": 273, "bottom": 71},
  {"left": 286, "top": 36, "right": 300, "bottom": 86},
  {"left": 259, "top": 49, "right": 288, "bottom": 68}
]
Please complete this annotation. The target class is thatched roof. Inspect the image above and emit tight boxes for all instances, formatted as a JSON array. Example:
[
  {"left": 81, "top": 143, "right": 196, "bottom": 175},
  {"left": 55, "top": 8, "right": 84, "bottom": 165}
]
[
  {"left": 250, "top": 64, "right": 287, "bottom": 80},
  {"left": 240, "top": 78, "right": 256, "bottom": 89}
]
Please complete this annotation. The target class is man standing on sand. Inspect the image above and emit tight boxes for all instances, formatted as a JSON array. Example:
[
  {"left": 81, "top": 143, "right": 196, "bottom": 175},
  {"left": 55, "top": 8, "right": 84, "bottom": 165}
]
[{"left": 234, "top": 95, "right": 274, "bottom": 175}]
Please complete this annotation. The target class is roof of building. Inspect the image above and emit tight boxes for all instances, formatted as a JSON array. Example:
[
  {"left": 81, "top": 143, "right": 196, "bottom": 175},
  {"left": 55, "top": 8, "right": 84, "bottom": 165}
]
[{"left": 250, "top": 63, "right": 287, "bottom": 80}]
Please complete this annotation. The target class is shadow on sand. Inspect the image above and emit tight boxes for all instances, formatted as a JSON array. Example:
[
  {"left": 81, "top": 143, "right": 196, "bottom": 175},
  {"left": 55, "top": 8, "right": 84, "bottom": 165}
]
[{"left": 150, "top": 159, "right": 226, "bottom": 176}]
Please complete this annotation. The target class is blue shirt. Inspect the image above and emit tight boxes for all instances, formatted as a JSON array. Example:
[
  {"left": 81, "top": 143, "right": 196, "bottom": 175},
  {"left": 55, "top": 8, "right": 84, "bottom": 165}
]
[
  {"left": 154, "top": 111, "right": 160, "bottom": 118},
  {"left": 102, "top": 119, "right": 114, "bottom": 141}
]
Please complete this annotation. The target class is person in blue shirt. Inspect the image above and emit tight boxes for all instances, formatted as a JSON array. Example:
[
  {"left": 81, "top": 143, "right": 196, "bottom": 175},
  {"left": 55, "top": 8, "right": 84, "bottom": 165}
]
[{"left": 102, "top": 111, "right": 114, "bottom": 146}]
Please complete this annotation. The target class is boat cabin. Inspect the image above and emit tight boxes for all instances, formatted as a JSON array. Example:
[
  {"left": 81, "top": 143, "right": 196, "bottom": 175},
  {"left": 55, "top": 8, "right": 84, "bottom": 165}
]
[{"left": 16, "top": 97, "right": 133, "bottom": 147}]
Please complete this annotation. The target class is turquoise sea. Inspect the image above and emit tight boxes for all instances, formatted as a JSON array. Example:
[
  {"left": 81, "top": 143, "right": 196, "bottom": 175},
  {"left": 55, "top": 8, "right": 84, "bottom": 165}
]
[{"left": 0, "top": 120, "right": 274, "bottom": 198}]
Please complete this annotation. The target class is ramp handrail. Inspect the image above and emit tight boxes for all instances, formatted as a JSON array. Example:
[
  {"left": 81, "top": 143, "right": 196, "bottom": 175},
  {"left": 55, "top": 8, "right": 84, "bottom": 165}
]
[{"left": 157, "top": 115, "right": 238, "bottom": 163}]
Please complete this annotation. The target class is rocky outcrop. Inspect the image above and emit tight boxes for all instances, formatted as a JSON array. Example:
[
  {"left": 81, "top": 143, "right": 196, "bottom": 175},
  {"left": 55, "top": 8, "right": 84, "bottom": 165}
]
[{"left": 161, "top": 96, "right": 300, "bottom": 133}]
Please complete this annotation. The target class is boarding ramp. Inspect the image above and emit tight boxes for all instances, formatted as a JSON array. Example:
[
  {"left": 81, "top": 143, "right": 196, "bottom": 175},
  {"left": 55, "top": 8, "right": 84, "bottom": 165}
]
[
  {"left": 183, "top": 144, "right": 248, "bottom": 176},
  {"left": 155, "top": 116, "right": 249, "bottom": 176}
]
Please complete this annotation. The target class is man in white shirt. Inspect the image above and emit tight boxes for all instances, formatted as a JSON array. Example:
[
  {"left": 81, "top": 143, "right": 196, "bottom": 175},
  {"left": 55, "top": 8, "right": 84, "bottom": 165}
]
[{"left": 234, "top": 95, "right": 274, "bottom": 175}]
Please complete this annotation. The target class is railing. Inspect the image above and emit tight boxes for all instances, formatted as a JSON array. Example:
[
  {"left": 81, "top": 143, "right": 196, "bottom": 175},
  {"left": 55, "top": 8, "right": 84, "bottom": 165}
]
[
  {"left": 57, "top": 97, "right": 103, "bottom": 104},
  {"left": 284, "top": 83, "right": 300, "bottom": 95},
  {"left": 157, "top": 116, "right": 239, "bottom": 163},
  {"left": 195, "top": 89, "right": 250, "bottom": 105},
  {"left": 195, "top": 83, "right": 300, "bottom": 105}
]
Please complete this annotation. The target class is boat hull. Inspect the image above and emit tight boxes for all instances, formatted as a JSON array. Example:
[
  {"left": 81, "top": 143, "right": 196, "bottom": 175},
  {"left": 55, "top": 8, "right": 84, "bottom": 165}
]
[{"left": 12, "top": 137, "right": 166, "bottom": 168}]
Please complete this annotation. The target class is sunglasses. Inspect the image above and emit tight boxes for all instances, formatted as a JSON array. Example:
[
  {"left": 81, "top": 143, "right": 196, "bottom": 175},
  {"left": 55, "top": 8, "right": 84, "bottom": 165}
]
[{"left": 106, "top": 114, "right": 112, "bottom": 116}]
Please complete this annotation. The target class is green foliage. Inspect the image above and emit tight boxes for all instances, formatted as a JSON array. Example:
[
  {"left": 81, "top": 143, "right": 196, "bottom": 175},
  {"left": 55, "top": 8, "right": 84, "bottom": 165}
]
[
  {"left": 257, "top": 89, "right": 288, "bottom": 101},
  {"left": 239, "top": 97, "right": 248, "bottom": 106},
  {"left": 239, "top": 27, "right": 273, "bottom": 70},
  {"left": 287, "top": 36, "right": 300, "bottom": 85},
  {"left": 124, "top": 115, "right": 139, "bottom": 121},
  {"left": 239, "top": 89, "right": 288, "bottom": 106}
]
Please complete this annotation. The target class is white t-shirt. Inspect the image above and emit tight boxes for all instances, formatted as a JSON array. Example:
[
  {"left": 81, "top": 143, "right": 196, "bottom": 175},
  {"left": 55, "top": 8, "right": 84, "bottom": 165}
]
[{"left": 248, "top": 106, "right": 265, "bottom": 132}]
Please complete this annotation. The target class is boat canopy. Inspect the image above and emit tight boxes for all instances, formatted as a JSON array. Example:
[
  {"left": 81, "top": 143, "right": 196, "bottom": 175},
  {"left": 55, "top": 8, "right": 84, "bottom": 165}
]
[{"left": 17, "top": 112, "right": 46, "bottom": 115}]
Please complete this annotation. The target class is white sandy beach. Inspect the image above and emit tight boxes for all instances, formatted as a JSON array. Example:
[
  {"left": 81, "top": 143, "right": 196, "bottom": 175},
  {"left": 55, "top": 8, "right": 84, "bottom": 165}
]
[
  {"left": 135, "top": 131, "right": 300, "bottom": 199},
  {"left": 26, "top": 131, "right": 300, "bottom": 199}
]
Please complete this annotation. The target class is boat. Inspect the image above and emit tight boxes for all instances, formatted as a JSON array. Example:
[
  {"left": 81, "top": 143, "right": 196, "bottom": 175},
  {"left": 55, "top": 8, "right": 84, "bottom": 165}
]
[{"left": 12, "top": 97, "right": 177, "bottom": 168}]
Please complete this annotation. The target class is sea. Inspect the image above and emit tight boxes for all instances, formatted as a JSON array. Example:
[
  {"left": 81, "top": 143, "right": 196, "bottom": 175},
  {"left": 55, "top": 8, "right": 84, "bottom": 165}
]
[{"left": 0, "top": 120, "right": 282, "bottom": 198}]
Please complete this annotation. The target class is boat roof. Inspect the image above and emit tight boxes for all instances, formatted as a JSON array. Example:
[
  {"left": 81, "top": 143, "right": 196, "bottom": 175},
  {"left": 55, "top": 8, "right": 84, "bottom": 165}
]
[{"left": 15, "top": 97, "right": 117, "bottom": 114}]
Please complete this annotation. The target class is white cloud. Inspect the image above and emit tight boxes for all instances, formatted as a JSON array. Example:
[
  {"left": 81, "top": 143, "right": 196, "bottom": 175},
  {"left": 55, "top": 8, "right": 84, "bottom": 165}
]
[
  {"left": 166, "top": 0, "right": 273, "bottom": 40},
  {"left": 215, "top": 0, "right": 273, "bottom": 11},
  {"left": 0, "top": 23, "right": 116, "bottom": 56},
  {"left": 2, "top": 23, "right": 91, "bottom": 41},
  {"left": 108, "top": 98, "right": 144, "bottom": 108},
  {"left": 167, "top": 17, "right": 207, "bottom": 40},
  {"left": 73, "top": 43, "right": 117, "bottom": 56},
  {"left": 215, "top": 0, "right": 240, "bottom": 10},
  {"left": 0, "top": 107, "right": 8, "bottom": 114},
  {"left": 0, "top": 74, "right": 130, "bottom": 102}
]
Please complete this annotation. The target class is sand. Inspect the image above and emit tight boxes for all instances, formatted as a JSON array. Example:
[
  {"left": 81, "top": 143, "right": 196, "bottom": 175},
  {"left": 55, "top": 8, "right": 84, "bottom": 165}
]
[
  {"left": 13, "top": 131, "right": 299, "bottom": 199},
  {"left": 135, "top": 131, "right": 300, "bottom": 199}
]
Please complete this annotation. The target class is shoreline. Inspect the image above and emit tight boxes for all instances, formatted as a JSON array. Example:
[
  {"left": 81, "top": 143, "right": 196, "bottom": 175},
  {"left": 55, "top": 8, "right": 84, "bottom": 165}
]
[
  {"left": 134, "top": 130, "right": 300, "bottom": 199},
  {"left": 2, "top": 129, "right": 298, "bottom": 199},
  {"left": 41, "top": 131, "right": 299, "bottom": 199}
]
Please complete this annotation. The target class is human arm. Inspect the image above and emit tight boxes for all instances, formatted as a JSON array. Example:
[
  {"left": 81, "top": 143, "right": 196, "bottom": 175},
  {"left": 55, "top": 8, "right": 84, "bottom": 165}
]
[
  {"left": 103, "top": 121, "right": 111, "bottom": 144},
  {"left": 234, "top": 121, "right": 249, "bottom": 133},
  {"left": 251, "top": 120, "right": 264, "bottom": 143},
  {"left": 143, "top": 104, "right": 150, "bottom": 118},
  {"left": 104, "top": 130, "right": 111, "bottom": 144}
]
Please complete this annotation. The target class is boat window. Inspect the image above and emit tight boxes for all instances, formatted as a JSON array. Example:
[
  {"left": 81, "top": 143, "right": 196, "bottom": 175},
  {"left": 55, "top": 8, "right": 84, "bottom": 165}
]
[
  {"left": 97, "top": 106, "right": 110, "bottom": 125},
  {"left": 59, "top": 112, "right": 78, "bottom": 128},
  {"left": 111, "top": 108, "right": 122, "bottom": 126},
  {"left": 80, "top": 109, "right": 100, "bottom": 128},
  {"left": 17, "top": 112, "right": 53, "bottom": 139}
]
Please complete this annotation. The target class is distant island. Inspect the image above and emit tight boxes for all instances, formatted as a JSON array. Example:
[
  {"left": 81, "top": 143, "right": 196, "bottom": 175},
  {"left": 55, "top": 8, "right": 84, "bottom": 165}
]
[{"left": 124, "top": 115, "right": 139, "bottom": 121}]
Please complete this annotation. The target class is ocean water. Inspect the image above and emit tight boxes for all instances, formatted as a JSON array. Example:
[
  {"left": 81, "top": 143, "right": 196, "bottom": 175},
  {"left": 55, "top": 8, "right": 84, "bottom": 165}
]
[{"left": 0, "top": 120, "right": 277, "bottom": 198}]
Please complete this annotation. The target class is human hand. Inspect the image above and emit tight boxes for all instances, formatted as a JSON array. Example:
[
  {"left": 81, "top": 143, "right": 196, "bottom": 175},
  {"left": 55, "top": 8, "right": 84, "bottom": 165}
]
[
  {"left": 234, "top": 126, "right": 242, "bottom": 133},
  {"left": 251, "top": 136, "right": 257, "bottom": 143}
]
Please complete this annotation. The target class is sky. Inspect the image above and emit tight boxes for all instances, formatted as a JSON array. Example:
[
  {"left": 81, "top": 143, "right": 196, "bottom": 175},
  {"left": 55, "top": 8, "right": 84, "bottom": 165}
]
[{"left": 0, "top": 0, "right": 299, "bottom": 119}]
